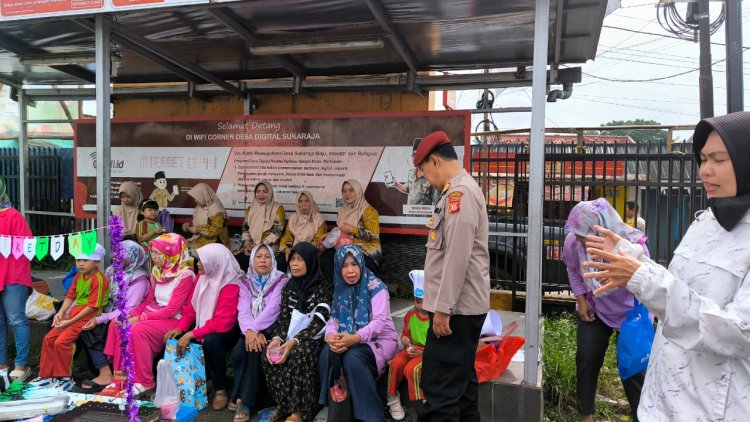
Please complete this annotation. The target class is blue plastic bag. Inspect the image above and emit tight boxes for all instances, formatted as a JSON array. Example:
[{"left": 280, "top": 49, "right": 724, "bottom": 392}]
[{"left": 617, "top": 299, "right": 654, "bottom": 380}]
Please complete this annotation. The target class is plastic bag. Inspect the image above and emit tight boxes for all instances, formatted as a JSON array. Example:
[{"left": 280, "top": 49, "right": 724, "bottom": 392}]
[
  {"left": 25, "top": 290, "right": 58, "bottom": 321},
  {"left": 154, "top": 360, "right": 180, "bottom": 420},
  {"left": 617, "top": 299, "right": 654, "bottom": 380},
  {"left": 321, "top": 228, "right": 341, "bottom": 249}
]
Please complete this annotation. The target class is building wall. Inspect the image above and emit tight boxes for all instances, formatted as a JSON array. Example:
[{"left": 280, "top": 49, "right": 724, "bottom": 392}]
[{"left": 114, "top": 91, "right": 433, "bottom": 118}]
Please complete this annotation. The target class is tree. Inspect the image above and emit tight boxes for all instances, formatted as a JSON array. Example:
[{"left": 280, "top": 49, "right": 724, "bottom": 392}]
[{"left": 595, "top": 119, "right": 667, "bottom": 144}]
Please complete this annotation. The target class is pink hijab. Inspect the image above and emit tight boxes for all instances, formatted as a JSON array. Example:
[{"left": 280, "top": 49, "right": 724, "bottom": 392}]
[{"left": 192, "top": 243, "right": 244, "bottom": 329}]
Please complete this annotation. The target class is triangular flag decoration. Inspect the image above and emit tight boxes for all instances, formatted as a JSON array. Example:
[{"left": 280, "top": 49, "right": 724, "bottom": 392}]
[
  {"left": 35, "top": 237, "right": 49, "bottom": 261},
  {"left": 23, "top": 238, "right": 36, "bottom": 261},
  {"left": 50, "top": 236, "right": 64, "bottom": 261},
  {"left": 12, "top": 237, "right": 24, "bottom": 260},
  {"left": 68, "top": 233, "right": 82, "bottom": 259},
  {"left": 81, "top": 230, "right": 97, "bottom": 256},
  {"left": 0, "top": 236, "right": 10, "bottom": 258}
]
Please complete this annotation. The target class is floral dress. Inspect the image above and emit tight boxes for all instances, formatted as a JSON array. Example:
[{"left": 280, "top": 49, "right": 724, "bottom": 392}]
[{"left": 262, "top": 278, "right": 332, "bottom": 421}]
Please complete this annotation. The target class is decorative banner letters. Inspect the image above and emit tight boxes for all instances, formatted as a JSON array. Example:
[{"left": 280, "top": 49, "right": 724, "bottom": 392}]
[
  {"left": 0, "top": 236, "right": 10, "bottom": 258},
  {"left": 50, "top": 236, "right": 65, "bottom": 261},
  {"left": 23, "top": 237, "right": 36, "bottom": 261},
  {"left": 36, "top": 237, "right": 49, "bottom": 261},
  {"left": 68, "top": 233, "right": 83, "bottom": 258},
  {"left": 11, "top": 237, "right": 24, "bottom": 260},
  {"left": 82, "top": 231, "right": 97, "bottom": 256}
]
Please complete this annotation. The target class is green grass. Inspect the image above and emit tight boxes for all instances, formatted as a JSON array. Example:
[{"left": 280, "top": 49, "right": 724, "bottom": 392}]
[{"left": 543, "top": 313, "right": 631, "bottom": 422}]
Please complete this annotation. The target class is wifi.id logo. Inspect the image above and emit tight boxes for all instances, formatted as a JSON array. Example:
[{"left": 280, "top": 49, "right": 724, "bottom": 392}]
[{"left": 90, "top": 152, "right": 97, "bottom": 168}]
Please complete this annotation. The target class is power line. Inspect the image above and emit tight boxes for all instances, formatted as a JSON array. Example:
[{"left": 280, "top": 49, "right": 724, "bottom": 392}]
[
  {"left": 603, "top": 25, "right": 728, "bottom": 46},
  {"left": 575, "top": 97, "right": 698, "bottom": 117},
  {"left": 583, "top": 46, "right": 750, "bottom": 82}
]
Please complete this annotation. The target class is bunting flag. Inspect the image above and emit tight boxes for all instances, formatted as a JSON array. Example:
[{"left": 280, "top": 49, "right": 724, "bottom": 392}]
[
  {"left": 82, "top": 230, "right": 97, "bottom": 256},
  {"left": 0, "top": 226, "right": 111, "bottom": 263},
  {"left": 22, "top": 238, "right": 36, "bottom": 261},
  {"left": 36, "top": 237, "right": 49, "bottom": 261},
  {"left": 50, "top": 236, "right": 65, "bottom": 261},
  {"left": 68, "top": 233, "right": 82, "bottom": 259},
  {"left": 0, "top": 236, "right": 9, "bottom": 258}
]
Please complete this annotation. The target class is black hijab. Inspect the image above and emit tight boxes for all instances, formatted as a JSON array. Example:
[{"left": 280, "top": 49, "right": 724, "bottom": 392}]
[
  {"left": 692, "top": 111, "right": 750, "bottom": 231},
  {"left": 286, "top": 242, "right": 328, "bottom": 313}
]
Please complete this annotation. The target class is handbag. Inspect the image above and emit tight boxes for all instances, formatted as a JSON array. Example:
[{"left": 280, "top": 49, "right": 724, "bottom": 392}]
[
  {"left": 617, "top": 298, "right": 654, "bottom": 380},
  {"left": 327, "top": 351, "right": 352, "bottom": 422},
  {"left": 287, "top": 303, "right": 330, "bottom": 340},
  {"left": 25, "top": 290, "right": 58, "bottom": 321},
  {"left": 164, "top": 338, "right": 208, "bottom": 410}
]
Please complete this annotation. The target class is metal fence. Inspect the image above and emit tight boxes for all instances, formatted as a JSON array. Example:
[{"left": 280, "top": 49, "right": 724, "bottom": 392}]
[
  {"left": 471, "top": 137, "right": 706, "bottom": 309},
  {"left": 0, "top": 147, "right": 79, "bottom": 235}
]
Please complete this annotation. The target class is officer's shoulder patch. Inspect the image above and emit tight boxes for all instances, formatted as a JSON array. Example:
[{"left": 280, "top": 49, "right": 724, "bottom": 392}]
[{"left": 448, "top": 191, "right": 463, "bottom": 214}]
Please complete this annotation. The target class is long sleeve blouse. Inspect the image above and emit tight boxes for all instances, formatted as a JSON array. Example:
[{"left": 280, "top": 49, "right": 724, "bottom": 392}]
[
  {"left": 133, "top": 272, "right": 195, "bottom": 321},
  {"left": 325, "top": 289, "right": 399, "bottom": 376},
  {"left": 96, "top": 274, "right": 150, "bottom": 324},
  {"left": 237, "top": 275, "right": 289, "bottom": 334},
  {"left": 177, "top": 283, "right": 240, "bottom": 342}
]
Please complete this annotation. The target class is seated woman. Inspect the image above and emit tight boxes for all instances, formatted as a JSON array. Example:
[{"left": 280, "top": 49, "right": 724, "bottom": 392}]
[
  {"left": 74, "top": 240, "right": 150, "bottom": 393},
  {"left": 262, "top": 242, "right": 332, "bottom": 422},
  {"left": 321, "top": 180, "right": 381, "bottom": 278},
  {"left": 102, "top": 233, "right": 196, "bottom": 395},
  {"left": 278, "top": 191, "right": 328, "bottom": 273},
  {"left": 113, "top": 181, "right": 143, "bottom": 241},
  {"left": 231, "top": 244, "right": 289, "bottom": 422},
  {"left": 183, "top": 183, "right": 230, "bottom": 255},
  {"left": 318, "top": 245, "right": 398, "bottom": 422},
  {"left": 165, "top": 243, "right": 242, "bottom": 411},
  {"left": 237, "top": 180, "right": 286, "bottom": 272}
]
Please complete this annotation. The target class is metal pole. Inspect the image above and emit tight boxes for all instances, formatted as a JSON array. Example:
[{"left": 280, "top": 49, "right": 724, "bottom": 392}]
[
  {"left": 698, "top": 0, "right": 714, "bottom": 118},
  {"left": 524, "top": 0, "right": 549, "bottom": 386},
  {"left": 95, "top": 14, "right": 112, "bottom": 263},
  {"left": 725, "top": 0, "right": 743, "bottom": 112},
  {"left": 18, "top": 89, "right": 28, "bottom": 215}
]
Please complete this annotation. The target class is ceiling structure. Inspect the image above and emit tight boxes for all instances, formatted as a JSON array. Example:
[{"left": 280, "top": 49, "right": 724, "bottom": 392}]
[{"left": 0, "top": 0, "right": 609, "bottom": 98}]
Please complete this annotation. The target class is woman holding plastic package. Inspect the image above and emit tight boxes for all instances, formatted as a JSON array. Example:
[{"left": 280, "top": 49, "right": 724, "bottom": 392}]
[
  {"left": 320, "top": 179, "right": 381, "bottom": 278},
  {"left": 562, "top": 198, "right": 649, "bottom": 422},
  {"left": 583, "top": 112, "right": 750, "bottom": 421},
  {"left": 262, "top": 242, "right": 331, "bottom": 422}
]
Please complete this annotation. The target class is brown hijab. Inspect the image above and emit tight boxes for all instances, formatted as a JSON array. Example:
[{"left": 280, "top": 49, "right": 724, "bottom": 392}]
[
  {"left": 188, "top": 183, "right": 226, "bottom": 226},
  {"left": 288, "top": 191, "right": 325, "bottom": 244},
  {"left": 114, "top": 181, "right": 143, "bottom": 234},
  {"left": 336, "top": 179, "right": 369, "bottom": 228},
  {"left": 246, "top": 180, "right": 281, "bottom": 244}
]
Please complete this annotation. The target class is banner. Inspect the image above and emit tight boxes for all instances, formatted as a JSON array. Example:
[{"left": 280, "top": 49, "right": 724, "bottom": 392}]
[
  {"left": 0, "top": 228, "right": 102, "bottom": 262},
  {"left": 74, "top": 112, "right": 470, "bottom": 234}
]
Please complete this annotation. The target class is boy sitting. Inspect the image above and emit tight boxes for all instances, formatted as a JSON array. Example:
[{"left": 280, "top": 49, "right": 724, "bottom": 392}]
[
  {"left": 31, "top": 244, "right": 109, "bottom": 391},
  {"left": 386, "top": 270, "right": 430, "bottom": 420}
]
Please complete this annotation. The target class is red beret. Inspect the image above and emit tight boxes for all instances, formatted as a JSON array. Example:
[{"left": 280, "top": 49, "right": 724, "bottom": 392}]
[{"left": 413, "top": 131, "right": 452, "bottom": 166}]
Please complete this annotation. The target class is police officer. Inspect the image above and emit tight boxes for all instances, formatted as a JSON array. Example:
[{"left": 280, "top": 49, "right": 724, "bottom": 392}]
[{"left": 413, "top": 131, "right": 490, "bottom": 421}]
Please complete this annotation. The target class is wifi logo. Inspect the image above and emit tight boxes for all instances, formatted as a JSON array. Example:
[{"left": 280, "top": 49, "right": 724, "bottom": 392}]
[{"left": 90, "top": 152, "right": 97, "bottom": 169}]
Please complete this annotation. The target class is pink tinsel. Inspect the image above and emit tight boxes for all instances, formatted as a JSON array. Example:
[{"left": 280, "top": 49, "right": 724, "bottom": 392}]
[{"left": 109, "top": 215, "right": 140, "bottom": 421}]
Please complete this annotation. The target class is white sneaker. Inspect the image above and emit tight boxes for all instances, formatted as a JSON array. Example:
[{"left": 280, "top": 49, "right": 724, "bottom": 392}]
[
  {"left": 387, "top": 393, "right": 406, "bottom": 421},
  {"left": 28, "top": 377, "right": 53, "bottom": 388},
  {"left": 53, "top": 378, "right": 73, "bottom": 392}
]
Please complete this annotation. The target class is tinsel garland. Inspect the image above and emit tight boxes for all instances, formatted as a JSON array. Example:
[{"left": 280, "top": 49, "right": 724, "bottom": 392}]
[{"left": 109, "top": 215, "right": 140, "bottom": 422}]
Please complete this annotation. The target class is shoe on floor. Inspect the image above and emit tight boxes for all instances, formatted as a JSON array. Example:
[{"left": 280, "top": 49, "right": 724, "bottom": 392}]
[
  {"left": 387, "top": 393, "right": 406, "bottom": 420},
  {"left": 98, "top": 383, "right": 123, "bottom": 397},
  {"left": 53, "top": 378, "right": 73, "bottom": 392},
  {"left": 9, "top": 368, "right": 31, "bottom": 382},
  {"left": 28, "top": 377, "right": 54, "bottom": 388}
]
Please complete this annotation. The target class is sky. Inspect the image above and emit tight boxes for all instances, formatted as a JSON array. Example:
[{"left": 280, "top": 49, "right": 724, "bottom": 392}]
[{"left": 459, "top": 0, "right": 750, "bottom": 136}]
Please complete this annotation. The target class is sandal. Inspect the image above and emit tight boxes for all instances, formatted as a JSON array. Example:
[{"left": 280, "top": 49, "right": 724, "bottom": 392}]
[
  {"left": 70, "top": 379, "right": 108, "bottom": 394},
  {"left": 314, "top": 407, "right": 328, "bottom": 422},
  {"left": 9, "top": 368, "right": 31, "bottom": 382},
  {"left": 212, "top": 389, "right": 229, "bottom": 411},
  {"left": 267, "top": 407, "right": 285, "bottom": 422},
  {"left": 228, "top": 398, "right": 238, "bottom": 412},
  {"left": 234, "top": 404, "right": 250, "bottom": 422},
  {"left": 285, "top": 413, "right": 303, "bottom": 422}
]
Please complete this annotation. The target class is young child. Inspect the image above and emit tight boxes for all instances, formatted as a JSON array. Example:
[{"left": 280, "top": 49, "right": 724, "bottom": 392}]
[
  {"left": 136, "top": 199, "right": 164, "bottom": 247},
  {"left": 31, "top": 244, "right": 109, "bottom": 391},
  {"left": 386, "top": 270, "right": 430, "bottom": 420}
]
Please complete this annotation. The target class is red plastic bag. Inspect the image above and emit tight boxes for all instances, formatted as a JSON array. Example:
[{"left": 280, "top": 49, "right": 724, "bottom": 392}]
[{"left": 475, "top": 336, "right": 525, "bottom": 383}]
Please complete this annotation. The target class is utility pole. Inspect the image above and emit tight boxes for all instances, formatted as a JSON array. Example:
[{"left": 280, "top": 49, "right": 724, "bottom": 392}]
[
  {"left": 697, "top": 0, "right": 714, "bottom": 118},
  {"left": 725, "top": 0, "right": 744, "bottom": 112}
]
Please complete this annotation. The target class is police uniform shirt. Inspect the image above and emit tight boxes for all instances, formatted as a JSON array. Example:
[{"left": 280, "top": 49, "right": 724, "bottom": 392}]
[{"left": 423, "top": 168, "right": 490, "bottom": 316}]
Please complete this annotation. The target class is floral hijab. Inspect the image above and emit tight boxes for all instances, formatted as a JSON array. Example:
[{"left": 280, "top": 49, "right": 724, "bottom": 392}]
[
  {"left": 246, "top": 243, "right": 286, "bottom": 318},
  {"left": 332, "top": 245, "right": 386, "bottom": 334},
  {"left": 105, "top": 240, "right": 149, "bottom": 310},
  {"left": 149, "top": 233, "right": 194, "bottom": 284}
]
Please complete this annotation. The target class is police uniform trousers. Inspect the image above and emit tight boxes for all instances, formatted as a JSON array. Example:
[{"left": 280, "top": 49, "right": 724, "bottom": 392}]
[{"left": 418, "top": 313, "right": 486, "bottom": 422}]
